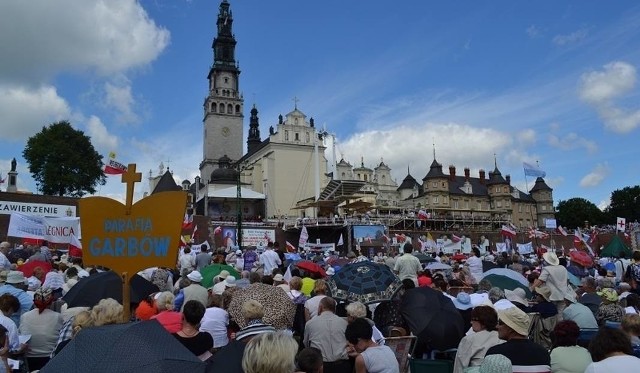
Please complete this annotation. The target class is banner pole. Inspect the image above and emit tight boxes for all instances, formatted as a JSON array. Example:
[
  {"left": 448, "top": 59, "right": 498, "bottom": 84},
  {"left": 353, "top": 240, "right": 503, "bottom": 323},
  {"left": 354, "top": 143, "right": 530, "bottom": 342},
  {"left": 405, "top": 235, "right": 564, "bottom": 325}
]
[{"left": 122, "top": 272, "right": 130, "bottom": 322}]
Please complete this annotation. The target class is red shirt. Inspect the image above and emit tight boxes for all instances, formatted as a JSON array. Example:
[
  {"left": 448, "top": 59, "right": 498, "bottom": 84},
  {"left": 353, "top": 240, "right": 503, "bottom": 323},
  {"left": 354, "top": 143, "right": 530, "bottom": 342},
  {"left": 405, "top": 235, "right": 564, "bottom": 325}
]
[{"left": 152, "top": 310, "right": 183, "bottom": 333}]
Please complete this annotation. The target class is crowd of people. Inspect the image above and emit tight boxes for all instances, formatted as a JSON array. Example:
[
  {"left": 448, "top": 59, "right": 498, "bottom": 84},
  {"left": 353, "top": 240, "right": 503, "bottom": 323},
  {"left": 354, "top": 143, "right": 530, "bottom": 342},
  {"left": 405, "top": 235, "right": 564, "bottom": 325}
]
[{"left": 0, "top": 236, "right": 639, "bottom": 372}]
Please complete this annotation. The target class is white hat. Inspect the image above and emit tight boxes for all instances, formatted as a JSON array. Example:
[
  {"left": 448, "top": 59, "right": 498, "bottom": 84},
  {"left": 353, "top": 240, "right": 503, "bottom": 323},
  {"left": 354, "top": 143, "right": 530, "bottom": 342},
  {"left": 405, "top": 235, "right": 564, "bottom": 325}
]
[
  {"left": 273, "top": 274, "right": 284, "bottom": 282},
  {"left": 497, "top": 307, "right": 530, "bottom": 336},
  {"left": 542, "top": 252, "right": 559, "bottom": 266},
  {"left": 186, "top": 270, "right": 203, "bottom": 283},
  {"left": 505, "top": 288, "right": 529, "bottom": 307},
  {"left": 326, "top": 267, "right": 335, "bottom": 276},
  {"left": 218, "top": 270, "right": 230, "bottom": 280},
  {"left": 236, "top": 250, "right": 242, "bottom": 255},
  {"left": 225, "top": 276, "right": 237, "bottom": 288}
]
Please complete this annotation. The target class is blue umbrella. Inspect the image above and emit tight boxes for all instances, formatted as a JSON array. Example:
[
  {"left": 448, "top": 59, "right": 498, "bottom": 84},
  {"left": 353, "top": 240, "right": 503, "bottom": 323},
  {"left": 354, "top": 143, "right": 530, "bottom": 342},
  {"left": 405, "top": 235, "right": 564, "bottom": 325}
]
[
  {"left": 327, "top": 261, "right": 402, "bottom": 304},
  {"left": 567, "top": 271, "right": 581, "bottom": 287}
]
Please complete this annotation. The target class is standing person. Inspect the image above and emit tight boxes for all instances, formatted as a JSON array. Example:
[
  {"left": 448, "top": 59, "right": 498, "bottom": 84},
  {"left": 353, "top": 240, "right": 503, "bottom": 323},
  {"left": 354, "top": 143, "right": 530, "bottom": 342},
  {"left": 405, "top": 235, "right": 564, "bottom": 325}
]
[
  {"left": 260, "top": 242, "right": 282, "bottom": 276},
  {"left": 485, "top": 307, "right": 550, "bottom": 372},
  {"left": 345, "top": 318, "right": 399, "bottom": 373},
  {"left": 585, "top": 328, "right": 640, "bottom": 371},
  {"left": 304, "top": 297, "right": 350, "bottom": 373},
  {"left": 533, "top": 252, "right": 568, "bottom": 321},
  {"left": 195, "top": 245, "right": 212, "bottom": 271},
  {"left": 179, "top": 247, "right": 196, "bottom": 275},
  {"left": 243, "top": 247, "right": 259, "bottom": 272},
  {"left": 274, "top": 242, "right": 286, "bottom": 272},
  {"left": 466, "top": 247, "right": 484, "bottom": 284},
  {"left": 393, "top": 243, "right": 421, "bottom": 286}
]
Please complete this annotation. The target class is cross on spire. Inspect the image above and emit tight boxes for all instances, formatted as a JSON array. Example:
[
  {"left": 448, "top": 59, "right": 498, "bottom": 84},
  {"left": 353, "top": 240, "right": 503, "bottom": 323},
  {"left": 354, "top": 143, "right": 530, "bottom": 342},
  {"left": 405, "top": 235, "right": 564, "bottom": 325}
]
[
  {"left": 292, "top": 96, "right": 299, "bottom": 110},
  {"left": 121, "top": 164, "right": 142, "bottom": 215}
]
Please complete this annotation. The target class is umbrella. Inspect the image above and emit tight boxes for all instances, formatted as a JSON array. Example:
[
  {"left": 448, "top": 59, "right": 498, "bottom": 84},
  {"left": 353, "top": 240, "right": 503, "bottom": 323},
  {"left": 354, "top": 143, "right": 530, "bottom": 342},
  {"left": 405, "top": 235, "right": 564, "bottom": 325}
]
[
  {"left": 425, "top": 262, "right": 452, "bottom": 271},
  {"left": 18, "top": 260, "right": 52, "bottom": 278},
  {"left": 41, "top": 320, "right": 205, "bottom": 373},
  {"left": 567, "top": 272, "right": 581, "bottom": 287},
  {"left": 401, "top": 287, "right": 464, "bottom": 351},
  {"left": 63, "top": 271, "right": 159, "bottom": 307},
  {"left": 295, "top": 260, "right": 326, "bottom": 277},
  {"left": 482, "top": 261, "right": 499, "bottom": 272},
  {"left": 200, "top": 264, "right": 240, "bottom": 288},
  {"left": 227, "top": 283, "right": 296, "bottom": 330},
  {"left": 413, "top": 252, "right": 433, "bottom": 263},
  {"left": 569, "top": 250, "right": 593, "bottom": 267},
  {"left": 326, "top": 257, "right": 351, "bottom": 267},
  {"left": 479, "top": 268, "right": 531, "bottom": 297},
  {"left": 327, "top": 261, "right": 402, "bottom": 304}
]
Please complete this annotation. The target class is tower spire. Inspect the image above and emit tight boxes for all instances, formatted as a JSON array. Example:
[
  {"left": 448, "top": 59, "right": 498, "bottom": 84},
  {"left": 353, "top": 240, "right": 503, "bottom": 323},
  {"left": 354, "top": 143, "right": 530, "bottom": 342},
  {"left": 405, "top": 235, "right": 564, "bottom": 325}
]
[{"left": 432, "top": 138, "right": 436, "bottom": 160}]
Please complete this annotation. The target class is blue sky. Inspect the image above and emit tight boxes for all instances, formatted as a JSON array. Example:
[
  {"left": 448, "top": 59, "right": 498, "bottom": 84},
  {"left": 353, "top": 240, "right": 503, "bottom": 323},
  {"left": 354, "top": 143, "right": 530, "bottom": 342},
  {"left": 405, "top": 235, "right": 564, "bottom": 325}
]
[{"left": 1, "top": 0, "right": 639, "bottom": 212}]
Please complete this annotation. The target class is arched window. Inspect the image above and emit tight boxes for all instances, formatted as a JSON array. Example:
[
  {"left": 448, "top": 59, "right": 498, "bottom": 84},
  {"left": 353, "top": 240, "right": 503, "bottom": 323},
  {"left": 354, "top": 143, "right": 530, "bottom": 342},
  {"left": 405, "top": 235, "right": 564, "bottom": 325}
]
[
  {"left": 341, "top": 172, "right": 346, "bottom": 178},
  {"left": 219, "top": 103, "right": 225, "bottom": 113},
  {"left": 211, "top": 102, "right": 216, "bottom": 112},
  {"left": 227, "top": 104, "right": 233, "bottom": 113},
  {"left": 235, "top": 105, "right": 241, "bottom": 113},
  {"left": 364, "top": 175, "right": 368, "bottom": 182}
]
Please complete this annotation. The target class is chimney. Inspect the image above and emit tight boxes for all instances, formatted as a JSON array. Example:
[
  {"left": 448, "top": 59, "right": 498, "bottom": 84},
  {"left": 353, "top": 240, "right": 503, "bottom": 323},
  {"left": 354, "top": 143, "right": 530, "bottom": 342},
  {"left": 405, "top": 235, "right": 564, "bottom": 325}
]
[
  {"left": 464, "top": 167, "right": 470, "bottom": 181},
  {"left": 449, "top": 165, "right": 456, "bottom": 181},
  {"left": 506, "top": 174, "right": 511, "bottom": 185},
  {"left": 479, "top": 169, "right": 485, "bottom": 184}
]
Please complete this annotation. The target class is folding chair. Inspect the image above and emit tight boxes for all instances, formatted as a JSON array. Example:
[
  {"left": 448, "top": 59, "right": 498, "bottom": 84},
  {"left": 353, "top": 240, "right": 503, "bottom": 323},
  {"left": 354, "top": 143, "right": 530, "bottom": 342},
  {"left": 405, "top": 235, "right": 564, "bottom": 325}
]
[{"left": 383, "top": 336, "right": 417, "bottom": 373}]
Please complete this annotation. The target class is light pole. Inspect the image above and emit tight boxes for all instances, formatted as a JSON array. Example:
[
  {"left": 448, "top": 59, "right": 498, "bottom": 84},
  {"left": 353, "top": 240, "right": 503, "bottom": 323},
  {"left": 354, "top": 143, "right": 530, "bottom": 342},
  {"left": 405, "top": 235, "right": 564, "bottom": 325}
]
[{"left": 237, "top": 168, "right": 242, "bottom": 249}]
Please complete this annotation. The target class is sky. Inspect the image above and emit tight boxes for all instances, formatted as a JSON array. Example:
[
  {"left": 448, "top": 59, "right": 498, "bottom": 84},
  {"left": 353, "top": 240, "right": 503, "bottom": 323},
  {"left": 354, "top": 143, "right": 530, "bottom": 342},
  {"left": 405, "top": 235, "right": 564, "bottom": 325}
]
[{"left": 1, "top": 0, "right": 639, "bottom": 212}]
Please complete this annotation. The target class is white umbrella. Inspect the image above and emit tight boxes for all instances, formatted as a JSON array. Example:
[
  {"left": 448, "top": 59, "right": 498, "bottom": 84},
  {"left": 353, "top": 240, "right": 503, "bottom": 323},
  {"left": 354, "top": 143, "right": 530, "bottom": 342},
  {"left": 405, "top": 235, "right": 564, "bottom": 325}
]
[{"left": 425, "top": 262, "right": 452, "bottom": 270}]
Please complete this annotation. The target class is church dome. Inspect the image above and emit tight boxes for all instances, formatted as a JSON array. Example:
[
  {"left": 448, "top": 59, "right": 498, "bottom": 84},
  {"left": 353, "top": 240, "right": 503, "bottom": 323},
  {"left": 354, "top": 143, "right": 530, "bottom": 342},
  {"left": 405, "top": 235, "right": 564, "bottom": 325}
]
[{"left": 210, "top": 155, "right": 239, "bottom": 183}]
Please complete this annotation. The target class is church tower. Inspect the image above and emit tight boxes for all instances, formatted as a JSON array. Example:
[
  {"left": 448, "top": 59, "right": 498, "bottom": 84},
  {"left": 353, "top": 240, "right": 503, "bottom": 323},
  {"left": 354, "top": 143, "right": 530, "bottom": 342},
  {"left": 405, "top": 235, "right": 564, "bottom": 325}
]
[
  {"left": 200, "top": 0, "right": 244, "bottom": 182},
  {"left": 247, "top": 105, "right": 261, "bottom": 154}
]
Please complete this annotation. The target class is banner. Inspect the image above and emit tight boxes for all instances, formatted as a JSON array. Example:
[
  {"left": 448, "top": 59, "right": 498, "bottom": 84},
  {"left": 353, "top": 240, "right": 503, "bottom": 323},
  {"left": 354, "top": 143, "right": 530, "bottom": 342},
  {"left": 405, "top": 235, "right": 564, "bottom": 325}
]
[
  {"left": 7, "top": 212, "right": 80, "bottom": 244},
  {"left": 0, "top": 200, "right": 76, "bottom": 217},
  {"left": 516, "top": 242, "right": 534, "bottom": 254}
]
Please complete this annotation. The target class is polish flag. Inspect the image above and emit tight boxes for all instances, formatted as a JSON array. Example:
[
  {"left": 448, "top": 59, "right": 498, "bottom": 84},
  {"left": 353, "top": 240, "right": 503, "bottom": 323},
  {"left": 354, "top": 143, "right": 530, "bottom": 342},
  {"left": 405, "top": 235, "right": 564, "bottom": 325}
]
[
  {"left": 501, "top": 225, "right": 516, "bottom": 238},
  {"left": 213, "top": 226, "right": 222, "bottom": 235},
  {"left": 182, "top": 213, "right": 193, "bottom": 230},
  {"left": 192, "top": 224, "right": 198, "bottom": 240},
  {"left": 451, "top": 234, "right": 462, "bottom": 243},
  {"left": 556, "top": 226, "right": 568, "bottom": 237},
  {"left": 285, "top": 241, "right": 297, "bottom": 253},
  {"left": 394, "top": 234, "right": 406, "bottom": 243},
  {"left": 418, "top": 209, "right": 429, "bottom": 221},
  {"left": 68, "top": 234, "right": 83, "bottom": 258},
  {"left": 573, "top": 230, "right": 582, "bottom": 248}
]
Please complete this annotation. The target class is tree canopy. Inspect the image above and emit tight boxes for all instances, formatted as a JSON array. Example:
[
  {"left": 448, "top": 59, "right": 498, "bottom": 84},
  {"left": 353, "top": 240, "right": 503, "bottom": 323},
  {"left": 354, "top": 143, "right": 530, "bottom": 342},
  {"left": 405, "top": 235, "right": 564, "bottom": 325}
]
[
  {"left": 605, "top": 185, "right": 640, "bottom": 223},
  {"left": 555, "top": 197, "right": 606, "bottom": 229},
  {"left": 23, "top": 121, "right": 106, "bottom": 197}
]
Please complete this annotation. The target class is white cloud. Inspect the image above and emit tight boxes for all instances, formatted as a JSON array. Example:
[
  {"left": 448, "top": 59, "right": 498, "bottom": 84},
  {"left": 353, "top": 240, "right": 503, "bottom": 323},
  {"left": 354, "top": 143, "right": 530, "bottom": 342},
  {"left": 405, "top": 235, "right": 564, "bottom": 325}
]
[
  {"left": 553, "top": 28, "right": 588, "bottom": 46},
  {"left": 547, "top": 133, "right": 598, "bottom": 154},
  {"left": 0, "top": 0, "right": 170, "bottom": 83},
  {"left": 578, "top": 61, "right": 640, "bottom": 133},
  {"left": 85, "top": 116, "right": 119, "bottom": 154},
  {"left": 526, "top": 25, "right": 540, "bottom": 38},
  {"left": 579, "top": 163, "right": 610, "bottom": 187},
  {"left": 597, "top": 198, "right": 610, "bottom": 211},
  {"left": 337, "top": 122, "right": 512, "bottom": 183},
  {"left": 579, "top": 61, "right": 636, "bottom": 104},
  {"left": 104, "top": 81, "right": 139, "bottom": 124},
  {"left": 517, "top": 129, "right": 536, "bottom": 145},
  {"left": 0, "top": 84, "right": 71, "bottom": 141}
]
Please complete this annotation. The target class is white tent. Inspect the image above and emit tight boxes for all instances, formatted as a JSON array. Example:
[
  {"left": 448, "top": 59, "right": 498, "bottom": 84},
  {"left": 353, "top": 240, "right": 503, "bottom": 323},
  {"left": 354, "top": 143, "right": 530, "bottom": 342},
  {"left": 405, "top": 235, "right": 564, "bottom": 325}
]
[{"left": 207, "top": 186, "right": 265, "bottom": 200}]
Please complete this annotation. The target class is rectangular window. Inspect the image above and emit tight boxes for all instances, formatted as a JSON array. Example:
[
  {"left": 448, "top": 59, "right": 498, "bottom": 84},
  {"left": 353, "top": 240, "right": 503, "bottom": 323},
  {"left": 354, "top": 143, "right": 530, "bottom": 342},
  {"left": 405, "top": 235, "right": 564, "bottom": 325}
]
[
  {"left": 464, "top": 200, "right": 469, "bottom": 209},
  {"left": 542, "top": 205, "right": 546, "bottom": 211},
  {"left": 526, "top": 205, "right": 530, "bottom": 212},
  {"left": 504, "top": 186, "right": 508, "bottom": 193},
  {"left": 453, "top": 200, "right": 459, "bottom": 209},
  {"left": 433, "top": 197, "right": 439, "bottom": 204},
  {"left": 285, "top": 130, "right": 289, "bottom": 141},
  {"left": 518, "top": 205, "right": 522, "bottom": 213},
  {"left": 295, "top": 133, "right": 300, "bottom": 141},
  {"left": 496, "top": 201, "right": 502, "bottom": 208},
  {"left": 432, "top": 182, "right": 437, "bottom": 188},
  {"left": 306, "top": 132, "right": 310, "bottom": 143}
]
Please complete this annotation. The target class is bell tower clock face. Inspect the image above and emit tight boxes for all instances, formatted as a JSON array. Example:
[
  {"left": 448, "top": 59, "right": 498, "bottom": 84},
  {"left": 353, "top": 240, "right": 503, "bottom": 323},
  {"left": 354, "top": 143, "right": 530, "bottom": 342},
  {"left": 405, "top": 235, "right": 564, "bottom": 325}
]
[{"left": 221, "top": 126, "right": 230, "bottom": 137}]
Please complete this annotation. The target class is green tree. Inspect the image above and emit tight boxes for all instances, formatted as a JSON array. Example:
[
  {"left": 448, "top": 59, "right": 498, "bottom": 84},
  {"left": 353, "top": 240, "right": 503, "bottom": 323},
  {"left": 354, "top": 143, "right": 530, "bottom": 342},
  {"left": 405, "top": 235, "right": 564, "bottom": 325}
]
[
  {"left": 23, "top": 121, "right": 106, "bottom": 197},
  {"left": 555, "top": 198, "right": 605, "bottom": 229},
  {"left": 605, "top": 185, "right": 640, "bottom": 223}
]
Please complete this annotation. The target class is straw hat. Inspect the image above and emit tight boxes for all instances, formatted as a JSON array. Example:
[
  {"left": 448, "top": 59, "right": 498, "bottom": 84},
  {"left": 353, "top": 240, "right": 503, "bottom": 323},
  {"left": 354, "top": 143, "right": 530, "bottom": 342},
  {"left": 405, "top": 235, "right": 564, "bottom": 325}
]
[
  {"left": 542, "top": 252, "right": 559, "bottom": 266},
  {"left": 497, "top": 307, "right": 530, "bottom": 336}
]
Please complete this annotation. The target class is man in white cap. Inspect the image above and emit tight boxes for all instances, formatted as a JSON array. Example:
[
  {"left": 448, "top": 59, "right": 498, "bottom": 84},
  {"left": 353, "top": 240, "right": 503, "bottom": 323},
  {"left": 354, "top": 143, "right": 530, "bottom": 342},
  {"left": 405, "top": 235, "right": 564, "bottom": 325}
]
[
  {"left": 533, "top": 251, "right": 568, "bottom": 321},
  {"left": 181, "top": 270, "right": 209, "bottom": 311},
  {"left": 485, "top": 306, "right": 550, "bottom": 372}
]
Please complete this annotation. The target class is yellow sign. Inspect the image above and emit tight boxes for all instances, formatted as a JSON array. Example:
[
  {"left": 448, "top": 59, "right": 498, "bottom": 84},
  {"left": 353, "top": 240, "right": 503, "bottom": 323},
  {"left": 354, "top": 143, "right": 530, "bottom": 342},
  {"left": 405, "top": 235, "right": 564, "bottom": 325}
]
[{"left": 79, "top": 164, "right": 187, "bottom": 274}]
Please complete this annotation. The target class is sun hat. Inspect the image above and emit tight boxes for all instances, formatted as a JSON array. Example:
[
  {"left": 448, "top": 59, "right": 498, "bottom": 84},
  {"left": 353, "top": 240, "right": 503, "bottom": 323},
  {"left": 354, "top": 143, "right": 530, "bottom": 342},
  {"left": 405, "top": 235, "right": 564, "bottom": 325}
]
[
  {"left": 505, "top": 288, "right": 529, "bottom": 306},
  {"left": 497, "top": 306, "right": 530, "bottom": 336},
  {"left": 534, "top": 286, "right": 552, "bottom": 302},
  {"left": 236, "top": 249, "right": 242, "bottom": 255},
  {"left": 453, "top": 292, "right": 473, "bottom": 310},
  {"left": 186, "top": 270, "right": 203, "bottom": 283},
  {"left": 6, "top": 271, "right": 26, "bottom": 285},
  {"left": 542, "top": 252, "right": 560, "bottom": 266},
  {"left": 479, "top": 354, "right": 512, "bottom": 373},
  {"left": 326, "top": 267, "right": 335, "bottom": 276},
  {"left": 225, "top": 276, "right": 237, "bottom": 288},
  {"left": 273, "top": 274, "right": 284, "bottom": 282},
  {"left": 597, "top": 287, "right": 618, "bottom": 302},
  {"left": 217, "top": 270, "right": 230, "bottom": 280}
]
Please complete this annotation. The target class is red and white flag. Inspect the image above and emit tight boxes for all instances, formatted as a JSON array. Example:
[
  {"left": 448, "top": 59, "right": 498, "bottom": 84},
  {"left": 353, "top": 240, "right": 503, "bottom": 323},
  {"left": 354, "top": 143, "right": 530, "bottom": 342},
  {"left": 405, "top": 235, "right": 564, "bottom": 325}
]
[
  {"left": 394, "top": 233, "right": 406, "bottom": 243},
  {"left": 451, "top": 234, "right": 462, "bottom": 243},
  {"left": 573, "top": 230, "right": 582, "bottom": 248},
  {"left": 213, "top": 226, "right": 222, "bottom": 235},
  {"left": 182, "top": 213, "right": 193, "bottom": 230},
  {"left": 556, "top": 225, "right": 568, "bottom": 237},
  {"left": 418, "top": 209, "right": 429, "bottom": 221},
  {"left": 337, "top": 233, "right": 344, "bottom": 246},
  {"left": 192, "top": 224, "right": 198, "bottom": 239},
  {"left": 617, "top": 217, "right": 626, "bottom": 232},
  {"left": 103, "top": 152, "right": 127, "bottom": 175},
  {"left": 298, "top": 225, "right": 309, "bottom": 248},
  {"left": 68, "top": 234, "right": 83, "bottom": 258},
  {"left": 501, "top": 225, "right": 516, "bottom": 238},
  {"left": 529, "top": 228, "right": 549, "bottom": 239},
  {"left": 285, "top": 241, "right": 297, "bottom": 253}
]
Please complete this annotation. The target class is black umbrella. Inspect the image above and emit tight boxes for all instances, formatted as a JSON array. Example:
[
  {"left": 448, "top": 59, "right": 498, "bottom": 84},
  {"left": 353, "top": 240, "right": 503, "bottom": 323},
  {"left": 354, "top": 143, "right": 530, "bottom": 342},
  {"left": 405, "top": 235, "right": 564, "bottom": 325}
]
[
  {"left": 400, "top": 287, "right": 464, "bottom": 351},
  {"left": 327, "top": 261, "right": 402, "bottom": 304},
  {"left": 413, "top": 252, "right": 433, "bottom": 264},
  {"left": 41, "top": 320, "right": 205, "bottom": 373},
  {"left": 482, "top": 260, "right": 499, "bottom": 272},
  {"left": 63, "top": 271, "right": 159, "bottom": 307}
]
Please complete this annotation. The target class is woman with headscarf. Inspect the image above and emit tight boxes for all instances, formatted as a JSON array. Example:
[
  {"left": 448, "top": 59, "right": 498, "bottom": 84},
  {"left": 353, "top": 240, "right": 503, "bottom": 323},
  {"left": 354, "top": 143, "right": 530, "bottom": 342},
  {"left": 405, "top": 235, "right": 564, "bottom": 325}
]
[{"left": 18, "top": 287, "right": 63, "bottom": 370}]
